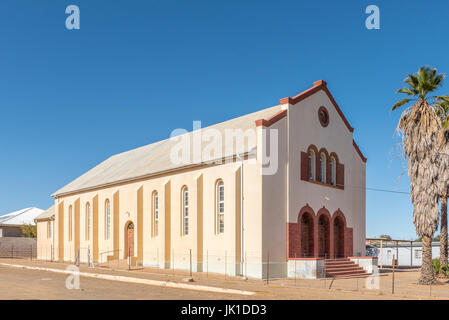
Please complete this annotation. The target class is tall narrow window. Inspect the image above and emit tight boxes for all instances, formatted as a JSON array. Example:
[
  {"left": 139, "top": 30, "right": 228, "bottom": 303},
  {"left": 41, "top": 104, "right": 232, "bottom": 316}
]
[
  {"left": 330, "top": 156, "right": 337, "bottom": 186},
  {"left": 308, "top": 150, "right": 316, "bottom": 181},
  {"left": 68, "top": 205, "right": 73, "bottom": 241},
  {"left": 320, "top": 153, "right": 326, "bottom": 183},
  {"left": 153, "top": 192, "right": 159, "bottom": 237},
  {"left": 105, "top": 199, "right": 111, "bottom": 240},
  {"left": 47, "top": 221, "right": 52, "bottom": 239},
  {"left": 85, "top": 202, "right": 91, "bottom": 241},
  {"left": 216, "top": 180, "right": 225, "bottom": 234},
  {"left": 182, "top": 187, "right": 189, "bottom": 235}
]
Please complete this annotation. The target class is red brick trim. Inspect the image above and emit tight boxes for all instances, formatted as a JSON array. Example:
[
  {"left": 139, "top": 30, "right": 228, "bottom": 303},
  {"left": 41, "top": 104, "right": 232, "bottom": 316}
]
[
  {"left": 298, "top": 204, "right": 315, "bottom": 222},
  {"left": 329, "top": 152, "right": 339, "bottom": 164},
  {"left": 353, "top": 140, "right": 367, "bottom": 163},
  {"left": 318, "top": 148, "right": 329, "bottom": 158},
  {"left": 304, "top": 146, "right": 343, "bottom": 189},
  {"left": 255, "top": 109, "right": 287, "bottom": 127},
  {"left": 317, "top": 207, "right": 332, "bottom": 220},
  {"left": 307, "top": 144, "right": 319, "bottom": 154},
  {"left": 332, "top": 209, "right": 347, "bottom": 226},
  {"left": 288, "top": 257, "right": 325, "bottom": 261},
  {"left": 307, "top": 180, "right": 344, "bottom": 190},
  {"left": 279, "top": 80, "right": 354, "bottom": 133},
  {"left": 287, "top": 205, "right": 316, "bottom": 259},
  {"left": 315, "top": 207, "right": 332, "bottom": 258},
  {"left": 287, "top": 206, "right": 353, "bottom": 260},
  {"left": 348, "top": 257, "right": 376, "bottom": 259}
]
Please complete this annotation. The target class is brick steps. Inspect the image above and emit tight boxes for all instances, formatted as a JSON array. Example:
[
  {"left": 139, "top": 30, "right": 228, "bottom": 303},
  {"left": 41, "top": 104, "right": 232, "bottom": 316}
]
[{"left": 325, "top": 258, "right": 371, "bottom": 278}]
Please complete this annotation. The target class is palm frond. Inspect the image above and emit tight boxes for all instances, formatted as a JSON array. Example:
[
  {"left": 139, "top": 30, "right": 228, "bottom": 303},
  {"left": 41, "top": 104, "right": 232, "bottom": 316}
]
[
  {"left": 392, "top": 98, "right": 415, "bottom": 111},
  {"left": 397, "top": 88, "right": 416, "bottom": 96}
]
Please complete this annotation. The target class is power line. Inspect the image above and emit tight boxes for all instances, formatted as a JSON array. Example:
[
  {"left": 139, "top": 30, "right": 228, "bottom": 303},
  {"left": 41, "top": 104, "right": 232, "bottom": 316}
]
[
  {"left": 333, "top": 183, "right": 410, "bottom": 195},
  {"left": 365, "top": 187, "right": 409, "bottom": 195}
]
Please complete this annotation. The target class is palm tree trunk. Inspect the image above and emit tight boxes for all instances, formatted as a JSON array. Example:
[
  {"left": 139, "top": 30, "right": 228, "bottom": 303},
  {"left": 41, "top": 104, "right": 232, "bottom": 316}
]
[
  {"left": 419, "top": 235, "right": 436, "bottom": 284},
  {"left": 441, "top": 197, "right": 448, "bottom": 266}
]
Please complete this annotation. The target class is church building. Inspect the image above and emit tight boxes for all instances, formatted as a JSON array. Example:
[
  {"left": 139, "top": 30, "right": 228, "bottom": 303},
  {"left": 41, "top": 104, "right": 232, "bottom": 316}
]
[{"left": 36, "top": 80, "right": 368, "bottom": 279}]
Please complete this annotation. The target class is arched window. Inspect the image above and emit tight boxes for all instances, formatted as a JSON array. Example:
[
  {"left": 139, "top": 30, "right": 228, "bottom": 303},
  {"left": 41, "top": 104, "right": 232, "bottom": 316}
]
[
  {"left": 320, "top": 153, "right": 326, "bottom": 183},
  {"left": 308, "top": 150, "right": 316, "bottom": 181},
  {"left": 330, "top": 156, "right": 337, "bottom": 186},
  {"left": 47, "top": 221, "right": 52, "bottom": 239},
  {"left": 85, "top": 202, "right": 91, "bottom": 241},
  {"left": 182, "top": 187, "right": 189, "bottom": 236},
  {"left": 153, "top": 192, "right": 159, "bottom": 237},
  {"left": 216, "top": 180, "right": 224, "bottom": 234},
  {"left": 68, "top": 205, "right": 73, "bottom": 241},
  {"left": 105, "top": 199, "right": 111, "bottom": 240}
]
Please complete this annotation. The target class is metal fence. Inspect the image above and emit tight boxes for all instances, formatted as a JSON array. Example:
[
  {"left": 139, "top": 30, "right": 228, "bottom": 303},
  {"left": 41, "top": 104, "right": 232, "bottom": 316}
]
[{"left": 0, "top": 238, "right": 37, "bottom": 259}]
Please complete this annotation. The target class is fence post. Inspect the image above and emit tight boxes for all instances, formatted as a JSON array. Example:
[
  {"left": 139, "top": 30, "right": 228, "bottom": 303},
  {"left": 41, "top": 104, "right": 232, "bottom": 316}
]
[
  {"left": 266, "top": 251, "right": 270, "bottom": 285},
  {"left": 392, "top": 255, "right": 395, "bottom": 294},
  {"left": 245, "top": 251, "right": 247, "bottom": 280},
  {"left": 225, "top": 250, "right": 227, "bottom": 280},
  {"left": 11, "top": 244, "right": 14, "bottom": 259},
  {"left": 189, "top": 249, "right": 192, "bottom": 278},
  {"left": 324, "top": 253, "right": 327, "bottom": 288},
  {"left": 30, "top": 245, "right": 33, "bottom": 260},
  {"left": 294, "top": 252, "right": 297, "bottom": 286}
]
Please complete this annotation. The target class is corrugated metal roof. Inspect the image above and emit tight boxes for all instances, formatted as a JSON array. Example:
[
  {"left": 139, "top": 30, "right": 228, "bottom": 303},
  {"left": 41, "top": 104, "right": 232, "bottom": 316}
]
[
  {"left": 52, "top": 104, "right": 282, "bottom": 197},
  {"left": 0, "top": 207, "right": 44, "bottom": 226},
  {"left": 34, "top": 205, "right": 54, "bottom": 222}
]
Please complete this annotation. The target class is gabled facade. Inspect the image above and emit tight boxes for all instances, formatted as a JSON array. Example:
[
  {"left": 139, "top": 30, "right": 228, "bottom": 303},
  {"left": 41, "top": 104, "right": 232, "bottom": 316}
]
[{"left": 36, "top": 80, "right": 366, "bottom": 279}]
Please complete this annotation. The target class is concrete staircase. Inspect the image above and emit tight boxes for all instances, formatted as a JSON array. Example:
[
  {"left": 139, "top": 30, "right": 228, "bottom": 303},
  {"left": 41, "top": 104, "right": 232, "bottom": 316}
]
[{"left": 325, "top": 258, "right": 371, "bottom": 278}]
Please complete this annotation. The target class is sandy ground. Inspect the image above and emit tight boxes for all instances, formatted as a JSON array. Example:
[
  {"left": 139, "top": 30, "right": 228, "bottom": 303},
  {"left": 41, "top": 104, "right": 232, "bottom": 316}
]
[{"left": 0, "top": 258, "right": 448, "bottom": 300}]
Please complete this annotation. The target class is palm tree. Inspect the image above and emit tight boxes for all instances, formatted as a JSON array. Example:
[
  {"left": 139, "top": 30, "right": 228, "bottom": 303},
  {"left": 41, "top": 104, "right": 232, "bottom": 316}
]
[
  {"left": 392, "top": 66, "right": 447, "bottom": 284},
  {"left": 434, "top": 99, "right": 449, "bottom": 267}
]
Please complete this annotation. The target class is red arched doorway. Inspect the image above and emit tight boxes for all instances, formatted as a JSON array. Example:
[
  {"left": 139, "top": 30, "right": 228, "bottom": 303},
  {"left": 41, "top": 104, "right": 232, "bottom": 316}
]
[
  {"left": 300, "top": 212, "right": 314, "bottom": 257},
  {"left": 333, "top": 216, "right": 345, "bottom": 258},
  {"left": 124, "top": 221, "right": 134, "bottom": 259},
  {"left": 318, "top": 214, "right": 330, "bottom": 258}
]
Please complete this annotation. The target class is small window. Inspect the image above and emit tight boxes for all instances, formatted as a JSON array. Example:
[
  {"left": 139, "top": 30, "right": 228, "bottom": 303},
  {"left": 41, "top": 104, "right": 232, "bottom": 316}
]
[
  {"left": 308, "top": 150, "right": 316, "bottom": 181},
  {"left": 216, "top": 180, "right": 224, "bottom": 234},
  {"left": 105, "top": 199, "right": 111, "bottom": 240},
  {"left": 182, "top": 187, "right": 189, "bottom": 235},
  {"left": 320, "top": 153, "right": 326, "bottom": 183},
  {"left": 153, "top": 192, "right": 159, "bottom": 237}
]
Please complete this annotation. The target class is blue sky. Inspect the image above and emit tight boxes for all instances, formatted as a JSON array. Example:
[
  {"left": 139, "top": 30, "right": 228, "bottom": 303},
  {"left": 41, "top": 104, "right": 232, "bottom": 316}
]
[{"left": 1, "top": 0, "right": 448, "bottom": 240}]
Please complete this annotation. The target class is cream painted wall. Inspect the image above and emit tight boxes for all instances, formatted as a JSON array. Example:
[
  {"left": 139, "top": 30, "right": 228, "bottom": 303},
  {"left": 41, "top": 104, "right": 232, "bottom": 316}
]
[
  {"left": 37, "top": 220, "right": 53, "bottom": 260},
  {"left": 286, "top": 90, "right": 366, "bottom": 256},
  {"left": 50, "top": 157, "right": 263, "bottom": 277},
  {"left": 42, "top": 85, "right": 366, "bottom": 279},
  {"left": 261, "top": 117, "right": 288, "bottom": 278}
]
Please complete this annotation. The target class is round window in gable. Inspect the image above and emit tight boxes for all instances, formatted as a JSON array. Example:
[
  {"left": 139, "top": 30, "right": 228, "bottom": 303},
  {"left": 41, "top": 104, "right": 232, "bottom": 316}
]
[{"left": 318, "top": 106, "right": 329, "bottom": 127}]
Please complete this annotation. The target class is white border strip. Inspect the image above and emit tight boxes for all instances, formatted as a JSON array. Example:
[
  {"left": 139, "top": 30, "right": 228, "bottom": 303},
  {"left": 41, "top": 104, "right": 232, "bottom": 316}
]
[{"left": 0, "top": 263, "right": 255, "bottom": 296}]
